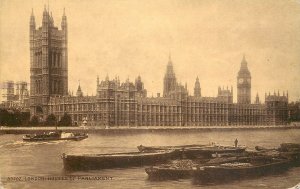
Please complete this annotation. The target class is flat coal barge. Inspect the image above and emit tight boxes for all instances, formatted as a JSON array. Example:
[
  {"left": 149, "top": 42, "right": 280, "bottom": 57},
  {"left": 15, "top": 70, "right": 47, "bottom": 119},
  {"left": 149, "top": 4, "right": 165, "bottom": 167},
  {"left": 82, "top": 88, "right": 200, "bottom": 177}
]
[
  {"left": 62, "top": 150, "right": 179, "bottom": 171},
  {"left": 138, "top": 144, "right": 246, "bottom": 159},
  {"left": 192, "top": 157, "right": 291, "bottom": 184}
]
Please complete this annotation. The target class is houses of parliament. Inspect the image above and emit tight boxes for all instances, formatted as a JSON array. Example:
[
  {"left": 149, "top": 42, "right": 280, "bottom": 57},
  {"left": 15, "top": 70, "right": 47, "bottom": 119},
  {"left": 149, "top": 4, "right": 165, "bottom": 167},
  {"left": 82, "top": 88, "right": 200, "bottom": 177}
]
[{"left": 30, "top": 8, "right": 288, "bottom": 126}]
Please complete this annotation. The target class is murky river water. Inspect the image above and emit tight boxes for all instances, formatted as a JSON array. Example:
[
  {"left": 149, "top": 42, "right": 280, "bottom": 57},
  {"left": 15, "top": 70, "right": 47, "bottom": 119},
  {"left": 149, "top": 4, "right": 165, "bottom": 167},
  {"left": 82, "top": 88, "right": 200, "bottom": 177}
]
[{"left": 0, "top": 129, "right": 300, "bottom": 189}]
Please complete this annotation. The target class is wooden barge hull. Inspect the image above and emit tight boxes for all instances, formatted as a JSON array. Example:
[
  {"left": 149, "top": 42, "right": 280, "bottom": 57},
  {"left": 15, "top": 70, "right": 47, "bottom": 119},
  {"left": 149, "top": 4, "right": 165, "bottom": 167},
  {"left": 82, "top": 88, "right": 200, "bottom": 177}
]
[
  {"left": 138, "top": 145, "right": 246, "bottom": 159},
  {"left": 62, "top": 150, "right": 179, "bottom": 171},
  {"left": 193, "top": 159, "right": 291, "bottom": 184},
  {"left": 183, "top": 147, "right": 246, "bottom": 159}
]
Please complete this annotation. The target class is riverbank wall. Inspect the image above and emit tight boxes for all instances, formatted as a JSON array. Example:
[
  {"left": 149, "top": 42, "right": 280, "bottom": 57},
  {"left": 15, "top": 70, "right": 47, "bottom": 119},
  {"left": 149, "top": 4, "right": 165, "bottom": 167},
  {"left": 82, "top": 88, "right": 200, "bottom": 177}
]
[{"left": 1, "top": 125, "right": 300, "bottom": 135}]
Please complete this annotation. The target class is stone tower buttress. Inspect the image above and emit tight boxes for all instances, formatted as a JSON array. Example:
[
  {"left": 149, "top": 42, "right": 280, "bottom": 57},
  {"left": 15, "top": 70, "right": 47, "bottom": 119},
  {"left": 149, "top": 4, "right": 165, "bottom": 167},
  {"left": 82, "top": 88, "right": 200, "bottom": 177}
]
[{"left": 61, "top": 8, "right": 68, "bottom": 96}]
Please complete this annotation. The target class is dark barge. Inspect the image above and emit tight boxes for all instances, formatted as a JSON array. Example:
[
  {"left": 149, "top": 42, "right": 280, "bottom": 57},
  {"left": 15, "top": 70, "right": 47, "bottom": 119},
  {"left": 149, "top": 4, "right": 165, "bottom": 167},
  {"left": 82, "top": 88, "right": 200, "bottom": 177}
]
[
  {"left": 62, "top": 150, "right": 178, "bottom": 171},
  {"left": 138, "top": 144, "right": 246, "bottom": 159},
  {"left": 23, "top": 131, "right": 88, "bottom": 142},
  {"left": 192, "top": 157, "right": 291, "bottom": 184},
  {"left": 145, "top": 155, "right": 251, "bottom": 180}
]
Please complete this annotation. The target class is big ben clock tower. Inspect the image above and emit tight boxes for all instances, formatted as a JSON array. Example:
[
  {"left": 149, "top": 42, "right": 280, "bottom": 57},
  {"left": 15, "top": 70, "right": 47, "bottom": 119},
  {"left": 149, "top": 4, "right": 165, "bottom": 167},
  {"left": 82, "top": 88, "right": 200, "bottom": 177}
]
[{"left": 237, "top": 55, "right": 251, "bottom": 104}]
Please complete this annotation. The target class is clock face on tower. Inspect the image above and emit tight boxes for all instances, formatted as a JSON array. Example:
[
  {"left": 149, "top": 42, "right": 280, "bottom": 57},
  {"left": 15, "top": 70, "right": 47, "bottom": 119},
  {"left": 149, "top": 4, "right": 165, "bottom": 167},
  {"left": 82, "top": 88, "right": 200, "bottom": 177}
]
[{"left": 238, "top": 78, "right": 243, "bottom": 84}]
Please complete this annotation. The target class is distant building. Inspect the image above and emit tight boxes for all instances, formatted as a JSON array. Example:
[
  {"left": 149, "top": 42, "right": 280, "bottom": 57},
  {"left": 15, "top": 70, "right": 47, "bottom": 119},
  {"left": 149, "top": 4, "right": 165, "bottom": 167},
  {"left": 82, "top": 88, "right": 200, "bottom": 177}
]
[
  {"left": 1, "top": 80, "right": 15, "bottom": 103},
  {"left": 0, "top": 81, "right": 29, "bottom": 110},
  {"left": 31, "top": 8, "right": 289, "bottom": 126}
]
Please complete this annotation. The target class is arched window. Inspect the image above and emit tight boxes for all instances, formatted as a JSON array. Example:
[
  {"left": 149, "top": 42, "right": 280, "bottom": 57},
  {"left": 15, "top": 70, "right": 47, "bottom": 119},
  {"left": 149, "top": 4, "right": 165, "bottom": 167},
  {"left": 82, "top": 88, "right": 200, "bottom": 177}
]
[
  {"left": 57, "top": 53, "right": 60, "bottom": 67},
  {"left": 36, "top": 80, "right": 38, "bottom": 94},
  {"left": 51, "top": 80, "right": 54, "bottom": 94}
]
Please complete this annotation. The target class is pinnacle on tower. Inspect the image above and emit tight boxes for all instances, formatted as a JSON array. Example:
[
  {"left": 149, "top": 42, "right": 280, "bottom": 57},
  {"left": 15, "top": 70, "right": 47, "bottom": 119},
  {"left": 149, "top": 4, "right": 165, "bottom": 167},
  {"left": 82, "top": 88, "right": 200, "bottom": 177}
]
[
  {"left": 61, "top": 8, "right": 67, "bottom": 29},
  {"left": 30, "top": 8, "right": 36, "bottom": 28},
  {"left": 194, "top": 76, "right": 201, "bottom": 97}
]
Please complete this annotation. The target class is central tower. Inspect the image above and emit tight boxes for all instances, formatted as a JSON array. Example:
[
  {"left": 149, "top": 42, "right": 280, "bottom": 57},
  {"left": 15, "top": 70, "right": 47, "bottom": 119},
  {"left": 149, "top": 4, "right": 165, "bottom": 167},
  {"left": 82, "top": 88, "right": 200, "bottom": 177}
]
[
  {"left": 163, "top": 55, "right": 177, "bottom": 97},
  {"left": 237, "top": 55, "right": 251, "bottom": 104},
  {"left": 30, "top": 7, "right": 68, "bottom": 119}
]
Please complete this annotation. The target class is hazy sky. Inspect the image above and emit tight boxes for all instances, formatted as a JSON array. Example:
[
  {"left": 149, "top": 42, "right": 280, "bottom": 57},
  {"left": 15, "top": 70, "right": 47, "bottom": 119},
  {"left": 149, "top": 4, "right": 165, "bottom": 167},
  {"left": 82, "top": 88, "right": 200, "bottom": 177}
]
[{"left": 1, "top": 0, "right": 300, "bottom": 102}]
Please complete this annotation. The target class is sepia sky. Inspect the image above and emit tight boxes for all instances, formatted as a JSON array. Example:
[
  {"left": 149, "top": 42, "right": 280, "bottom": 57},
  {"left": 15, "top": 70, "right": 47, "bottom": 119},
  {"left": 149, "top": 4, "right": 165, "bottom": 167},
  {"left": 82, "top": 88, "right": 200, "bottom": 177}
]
[{"left": 0, "top": 0, "right": 300, "bottom": 102}]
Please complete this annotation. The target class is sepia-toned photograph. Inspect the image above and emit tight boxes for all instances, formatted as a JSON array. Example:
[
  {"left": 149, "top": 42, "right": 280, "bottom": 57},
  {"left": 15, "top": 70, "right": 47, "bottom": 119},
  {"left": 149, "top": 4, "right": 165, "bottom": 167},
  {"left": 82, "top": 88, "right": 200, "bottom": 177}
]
[{"left": 0, "top": 0, "right": 300, "bottom": 188}]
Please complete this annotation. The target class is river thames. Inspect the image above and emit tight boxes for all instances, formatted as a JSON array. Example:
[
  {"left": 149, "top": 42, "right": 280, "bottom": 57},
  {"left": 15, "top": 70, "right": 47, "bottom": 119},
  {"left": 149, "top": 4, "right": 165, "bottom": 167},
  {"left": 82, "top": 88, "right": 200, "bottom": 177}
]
[{"left": 0, "top": 129, "right": 300, "bottom": 189}]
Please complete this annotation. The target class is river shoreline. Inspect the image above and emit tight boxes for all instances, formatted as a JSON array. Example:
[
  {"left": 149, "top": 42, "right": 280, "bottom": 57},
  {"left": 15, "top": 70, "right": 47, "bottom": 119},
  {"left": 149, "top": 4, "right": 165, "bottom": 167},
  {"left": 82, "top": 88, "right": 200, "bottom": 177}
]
[{"left": 1, "top": 125, "right": 300, "bottom": 135}]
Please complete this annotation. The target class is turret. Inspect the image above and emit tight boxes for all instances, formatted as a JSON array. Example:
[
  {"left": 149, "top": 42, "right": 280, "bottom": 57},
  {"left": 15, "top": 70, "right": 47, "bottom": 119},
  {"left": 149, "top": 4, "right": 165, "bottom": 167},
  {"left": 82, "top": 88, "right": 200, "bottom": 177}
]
[
  {"left": 30, "top": 9, "right": 35, "bottom": 69},
  {"left": 76, "top": 81, "right": 83, "bottom": 97},
  {"left": 255, "top": 93, "right": 260, "bottom": 104},
  {"left": 42, "top": 5, "right": 49, "bottom": 26},
  {"left": 50, "top": 12, "right": 54, "bottom": 27},
  {"left": 30, "top": 9, "right": 36, "bottom": 30},
  {"left": 61, "top": 8, "right": 67, "bottom": 30},
  {"left": 194, "top": 76, "right": 201, "bottom": 97}
]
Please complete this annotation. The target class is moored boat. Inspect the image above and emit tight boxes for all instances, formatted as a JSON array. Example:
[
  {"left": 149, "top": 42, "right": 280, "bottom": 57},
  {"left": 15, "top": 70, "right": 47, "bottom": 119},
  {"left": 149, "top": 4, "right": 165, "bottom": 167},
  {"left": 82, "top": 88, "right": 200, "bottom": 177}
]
[
  {"left": 137, "top": 144, "right": 207, "bottom": 152},
  {"left": 23, "top": 131, "right": 88, "bottom": 142},
  {"left": 145, "top": 159, "right": 200, "bottom": 180},
  {"left": 193, "top": 157, "right": 291, "bottom": 184},
  {"left": 138, "top": 144, "right": 246, "bottom": 159},
  {"left": 62, "top": 150, "right": 178, "bottom": 171},
  {"left": 145, "top": 154, "right": 251, "bottom": 180}
]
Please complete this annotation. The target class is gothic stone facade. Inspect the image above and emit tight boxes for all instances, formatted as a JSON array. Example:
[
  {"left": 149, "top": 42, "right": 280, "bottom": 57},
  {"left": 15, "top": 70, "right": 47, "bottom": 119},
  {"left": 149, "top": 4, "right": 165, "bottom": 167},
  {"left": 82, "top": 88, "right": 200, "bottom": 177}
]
[
  {"left": 30, "top": 8, "right": 68, "bottom": 119},
  {"left": 31, "top": 9, "right": 288, "bottom": 126},
  {"left": 48, "top": 56, "right": 288, "bottom": 126}
]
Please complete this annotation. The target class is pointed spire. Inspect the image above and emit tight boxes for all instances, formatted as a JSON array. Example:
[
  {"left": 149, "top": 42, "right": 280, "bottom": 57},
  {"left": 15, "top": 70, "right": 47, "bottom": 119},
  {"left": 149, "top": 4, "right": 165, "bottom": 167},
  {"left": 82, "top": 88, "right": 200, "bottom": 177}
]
[
  {"left": 76, "top": 80, "right": 83, "bottom": 97},
  {"left": 30, "top": 8, "right": 36, "bottom": 28},
  {"left": 61, "top": 8, "right": 67, "bottom": 30},
  {"left": 238, "top": 54, "right": 250, "bottom": 76},
  {"left": 43, "top": 4, "right": 49, "bottom": 25},
  {"left": 63, "top": 7, "right": 66, "bottom": 16},
  {"left": 241, "top": 54, "right": 247, "bottom": 67},
  {"left": 255, "top": 92, "right": 260, "bottom": 104}
]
